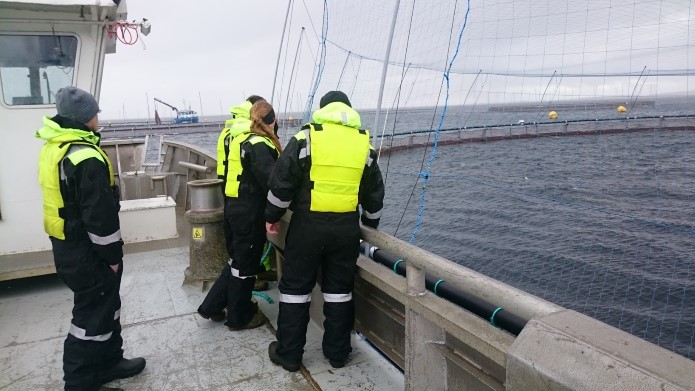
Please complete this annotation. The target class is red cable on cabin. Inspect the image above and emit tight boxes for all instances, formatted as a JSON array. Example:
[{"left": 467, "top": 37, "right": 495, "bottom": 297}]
[{"left": 106, "top": 21, "right": 140, "bottom": 45}]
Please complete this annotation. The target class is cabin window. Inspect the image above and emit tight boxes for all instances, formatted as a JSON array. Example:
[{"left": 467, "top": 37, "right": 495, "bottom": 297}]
[{"left": 0, "top": 34, "right": 78, "bottom": 106}]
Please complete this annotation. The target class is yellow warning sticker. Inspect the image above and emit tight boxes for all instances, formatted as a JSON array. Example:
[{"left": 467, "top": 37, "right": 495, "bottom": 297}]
[{"left": 192, "top": 227, "right": 203, "bottom": 240}]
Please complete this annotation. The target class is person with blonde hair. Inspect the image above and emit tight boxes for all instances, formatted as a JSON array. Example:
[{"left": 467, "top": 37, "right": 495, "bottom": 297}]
[
  {"left": 249, "top": 101, "right": 283, "bottom": 152},
  {"left": 214, "top": 96, "right": 271, "bottom": 294},
  {"left": 198, "top": 100, "right": 281, "bottom": 330}
]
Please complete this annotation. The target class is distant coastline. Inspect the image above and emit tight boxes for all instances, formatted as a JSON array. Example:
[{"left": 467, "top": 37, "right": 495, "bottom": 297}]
[{"left": 488, "top": 100, "right": 654, "bottom": 113}]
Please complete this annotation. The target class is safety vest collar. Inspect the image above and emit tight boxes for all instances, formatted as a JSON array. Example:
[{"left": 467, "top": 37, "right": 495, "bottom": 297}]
[
  {"left": 312, "top": 102, "right": 361, "bottom": 129},
  {"left": 229, "top": 117, "right": 252, "bottom": 138},
  {"left": 35, "top": 116, "right": 100, "bottom": 145},
  {"left": 246, "top": 132, "right": 277, "bottom": 150}
]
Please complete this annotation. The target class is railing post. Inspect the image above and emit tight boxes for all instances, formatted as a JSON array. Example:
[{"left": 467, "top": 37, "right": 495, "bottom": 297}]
[
  {"left": 406, "top": 263, "right": 425, "bottom": 297},
  {"left": 405, "top": 263, "right": 446, "bottom": 390}
]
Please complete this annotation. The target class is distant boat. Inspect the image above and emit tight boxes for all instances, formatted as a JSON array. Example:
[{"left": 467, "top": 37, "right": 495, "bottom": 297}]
[
  {"left": 175, "top": 109, "right": 199, "bottom": 124},
  {"left": 154, "top": 97, "right": 199, "bottom": 124}
]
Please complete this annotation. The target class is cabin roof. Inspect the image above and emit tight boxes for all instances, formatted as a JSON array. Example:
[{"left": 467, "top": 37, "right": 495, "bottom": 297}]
[{"left": 1, "top": 0, "right": 117, "bottom": 6}]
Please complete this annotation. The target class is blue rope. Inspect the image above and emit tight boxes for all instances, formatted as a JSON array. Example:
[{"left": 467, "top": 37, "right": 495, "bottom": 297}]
[
  {"left": 408, "top": 0, "right": 472, "bottom": 244},
  {"left": 490, "top": 307, "right": 503, "bottom": 328},
  {"left": 433, "top": 279, "right": 445, "bottom": 296},
  {"left": 393, "top": 259, "right": 404, "bottom": 273},
  {"left": 253, "top": 291, "right": 274, "bottom": 304}
]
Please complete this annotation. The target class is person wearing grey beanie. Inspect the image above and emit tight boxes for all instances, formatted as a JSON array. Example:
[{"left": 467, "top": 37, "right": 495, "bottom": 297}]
[
  {"left": 55, "top": 86, "right": 101, "bottom": 130},
  {"left": 35, "top": 87, "right": 146, "bottom": 390}
]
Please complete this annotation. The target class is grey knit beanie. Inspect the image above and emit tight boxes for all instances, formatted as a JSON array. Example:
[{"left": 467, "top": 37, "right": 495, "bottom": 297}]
[{"left": 55, "top": 87, "right": 100, "bottom": 124}]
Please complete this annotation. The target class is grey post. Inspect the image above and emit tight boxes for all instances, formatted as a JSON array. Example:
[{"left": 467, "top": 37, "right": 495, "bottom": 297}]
[
  {"left": 405, "top": 262, "right": 446, "bottom": 390},
  {"left": 183, "top": 178, "right": 226, "bottom": 290},
  {"left": 372, "top": 0, "right": 401, "bottom": 146}
]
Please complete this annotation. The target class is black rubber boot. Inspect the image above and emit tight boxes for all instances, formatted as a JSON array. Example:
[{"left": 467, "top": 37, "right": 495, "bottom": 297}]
[
  {"left": 99, "top": 357, "right": 146, "bottom": 384},
  {"left": 268, "top": 341, "right": 301, "bottom": 372}
]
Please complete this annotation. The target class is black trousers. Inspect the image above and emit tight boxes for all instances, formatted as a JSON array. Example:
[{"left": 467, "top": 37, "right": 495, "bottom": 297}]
[
  {"left": 198, "top": 198, "right": 266, "bottom": 327},
  {"left": 52, "top": 238, "right": 123, "bottom": 391},
  {"left": 223, "top": 196, "right": 234, "bottom": 259},
  {"left": 276, "top": 211, "right": 360, "bottom": 364}
]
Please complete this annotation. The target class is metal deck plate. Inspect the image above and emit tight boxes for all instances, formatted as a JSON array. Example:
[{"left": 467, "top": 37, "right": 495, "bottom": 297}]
[{"left": 0, "top": 246, "right": 403, "bottom": 390}]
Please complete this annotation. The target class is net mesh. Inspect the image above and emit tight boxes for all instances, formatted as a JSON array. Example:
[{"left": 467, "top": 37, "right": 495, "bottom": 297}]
[{"left": 272, "top": 0, "right": 695, "bottom": 359}]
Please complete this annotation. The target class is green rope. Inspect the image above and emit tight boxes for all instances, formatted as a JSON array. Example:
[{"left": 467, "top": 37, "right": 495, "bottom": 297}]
[
  {"left": 393, "top": 259, "right": 404, "bottom": 273},
  {"left": 433, "top": 279, "right": 445, "bottom": 296},
  {"left": 252, "top": 291, "right": 274, "bottom": 304},
  {"left": 490, "top": 307, "right": 503, "bottom": 328}
]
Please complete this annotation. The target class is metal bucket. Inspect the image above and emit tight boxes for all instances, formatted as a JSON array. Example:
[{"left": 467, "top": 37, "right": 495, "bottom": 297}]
[{"left": 187, "top": 179, "right": 223, "bottom": 212}]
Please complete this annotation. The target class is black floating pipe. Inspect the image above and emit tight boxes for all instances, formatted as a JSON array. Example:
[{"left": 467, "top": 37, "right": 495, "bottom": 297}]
[{"left": 360, "top": 241, "right": 527, "bottom": 336}]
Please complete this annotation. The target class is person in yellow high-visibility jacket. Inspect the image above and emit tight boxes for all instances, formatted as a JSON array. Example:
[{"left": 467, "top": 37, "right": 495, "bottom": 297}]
[
  {"left": 199, "top": 100, "right": 282, "bottom": 330},
  {"left": 36, "top": 87, "right": 145, "bottom": 390},
  {"left": 216, "top": 96, "right": 272, "bottom": 288},
  {"left": 265, "top": 91, "right": 385, "bottom": 372}
]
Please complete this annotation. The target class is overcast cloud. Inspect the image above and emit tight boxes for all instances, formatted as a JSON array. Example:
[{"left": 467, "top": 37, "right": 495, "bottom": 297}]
[
  {"left": 100, "top": 0, "right": 695, "bottom": 120},
  {"left": 100, "top": 0, "right": 323, "bottom": 120}
]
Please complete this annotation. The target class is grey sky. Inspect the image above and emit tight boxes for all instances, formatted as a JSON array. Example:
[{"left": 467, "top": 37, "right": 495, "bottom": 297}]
[
  {"left": 100, "top": 0, "right": 695, "bottom": 120},
  {"left": 100, "top": 0, "right": 323, "bottom": 120}
]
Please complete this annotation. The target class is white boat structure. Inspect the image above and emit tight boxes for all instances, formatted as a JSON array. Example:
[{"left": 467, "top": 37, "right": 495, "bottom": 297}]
[{"left": 1, "top": 1, "right": 694, "bottom": 390}]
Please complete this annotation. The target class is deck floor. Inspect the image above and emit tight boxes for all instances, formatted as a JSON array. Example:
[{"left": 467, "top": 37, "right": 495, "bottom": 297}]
[{"left": 0, "top": 246, "right": 403, "bottom": 390}]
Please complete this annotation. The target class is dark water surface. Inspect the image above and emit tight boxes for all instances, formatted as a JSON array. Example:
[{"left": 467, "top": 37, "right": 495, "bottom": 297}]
[{"left": 377, "top": 130, "right": 694, "bottom": 359}]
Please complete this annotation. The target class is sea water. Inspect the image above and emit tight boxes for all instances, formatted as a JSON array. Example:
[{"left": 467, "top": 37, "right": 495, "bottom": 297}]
[{"left": 122, "top": 100, "right": 695, "bottom": 358}]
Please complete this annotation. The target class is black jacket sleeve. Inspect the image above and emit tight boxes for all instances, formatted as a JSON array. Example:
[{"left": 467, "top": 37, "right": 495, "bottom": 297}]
[
  {"left": 359, "top": 149, "right": 385, "bottom": 229},
  {"left": 69, "top": 156, "right": 124, "bottom": 265},
  {"left": 265, "top": 136, "right": 305, "bottom": 223}
]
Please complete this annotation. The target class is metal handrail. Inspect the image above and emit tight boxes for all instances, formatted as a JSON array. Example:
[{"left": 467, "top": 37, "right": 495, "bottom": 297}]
[{"left": 178, "top": 161, "right": 211, "bottom": 173}]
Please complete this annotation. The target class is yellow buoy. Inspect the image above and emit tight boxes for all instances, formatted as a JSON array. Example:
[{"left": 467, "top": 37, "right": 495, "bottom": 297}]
[
  {"left": 548, "top": 111, "right": 558, "bottom": 120},
  {"left": 617, "top": 105, "right": 627, "bottom": 113}
]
